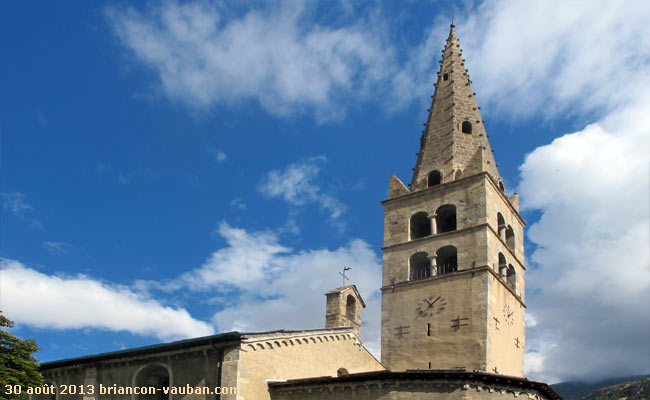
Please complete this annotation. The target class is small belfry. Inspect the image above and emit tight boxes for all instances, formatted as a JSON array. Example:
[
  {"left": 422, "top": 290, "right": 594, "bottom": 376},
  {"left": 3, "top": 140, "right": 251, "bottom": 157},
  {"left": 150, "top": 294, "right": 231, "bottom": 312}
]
[
  {"left": 325, "top": 285, "right": 366, "bottom": 337},
  {"left": 381, "top": 24, "right": 527, "bottom": 376}
]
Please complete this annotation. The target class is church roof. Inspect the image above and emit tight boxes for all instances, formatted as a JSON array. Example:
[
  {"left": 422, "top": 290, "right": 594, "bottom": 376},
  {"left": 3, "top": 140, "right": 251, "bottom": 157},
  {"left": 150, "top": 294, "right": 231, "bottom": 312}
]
[
  {"left": 268, "top": 370, "right": 562, "bottom": 399},
  {"left": 39, "top": 331, "right": 242, "bottom": 369},
  {"left": 410, "top": 24, "right": 501, "bottom": 191},
  {"left": 39, "top": 327, "right": 358, "bottom": 370}
]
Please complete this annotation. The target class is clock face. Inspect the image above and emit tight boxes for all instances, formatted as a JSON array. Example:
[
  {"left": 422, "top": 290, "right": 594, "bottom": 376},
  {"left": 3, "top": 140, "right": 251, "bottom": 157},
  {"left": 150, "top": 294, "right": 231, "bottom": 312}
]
[
  {"left": 503, "top": 304, "right": 514, "bottom": 325},
  {"left": 415, "top": 295, "right": 447, "bottom": 317}
]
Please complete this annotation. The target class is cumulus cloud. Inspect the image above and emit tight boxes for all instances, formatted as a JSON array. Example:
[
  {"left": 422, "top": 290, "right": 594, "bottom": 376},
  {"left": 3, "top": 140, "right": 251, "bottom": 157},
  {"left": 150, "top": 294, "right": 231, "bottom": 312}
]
[
  {"left": 106, "top": 1, "right": 392, "bottom": 120},
  {"left": 258, "top": 156, "right": 347, "bottom": 231},
  {"left": 177, "top": 223, "right": 290, "bottom": 289},
  {"left": 460, "top": 0, "right": 650, "bottom": 119},
  {"left": 1, "top": 259, "right": 214, "bottom": 341},
  {"left": 175, "top": 222, "right": 382, "bottom": 354},
  {"left": 518, "top": 104, "right": 650, "bottom": 383}
]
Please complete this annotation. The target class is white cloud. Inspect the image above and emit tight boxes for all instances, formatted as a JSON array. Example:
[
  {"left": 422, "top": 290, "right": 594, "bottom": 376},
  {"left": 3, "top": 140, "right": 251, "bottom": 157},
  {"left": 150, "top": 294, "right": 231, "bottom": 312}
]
[
  {"left": 1, "top": 192, "right": 43, "bottom": 229},
  {"left": 43, "top": 241, "right": 73, "bottom": 256},
  {"left": 389, "top": 0, "right": 650, "bottom": 121},
  {"left": 205, "top": 146, "right": 227, "bottom": 163},
  {"left": 229, "top": 197, "right": 247, "bottom": 210},
  {"left": 173, "top": 222, "right": 382, "bottom": 355},
  {"left": 106, "top": 1, "right": 392, "bottom": 120},
  {"left": 518, "top": 107, "right": 650, "bottom": 383},
  {"left": 460, "top": 0, "right": 650, "bottom": 119},
  {"left": 2, "top": 192, "right": 33, "bottom": 218},
  {"left": 177, "top": 223, "right": 290, "bottom": 289},
  {"left": 389, "top": 21, "right": 448, "bottom": 112},
  {"left": 214, "top": 151, "right": 227, "bottom": 163},
  {"left": 0, "top": 259, "right": 214, "bottom": 341},
  {"left": 258, "top": 156, "right": 347, "bottom": 231}
]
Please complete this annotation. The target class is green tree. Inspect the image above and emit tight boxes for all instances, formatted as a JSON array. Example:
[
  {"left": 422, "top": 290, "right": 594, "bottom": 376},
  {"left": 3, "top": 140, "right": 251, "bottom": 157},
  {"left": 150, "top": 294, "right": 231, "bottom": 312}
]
[{"left": 0, "top": 311, "right": 43, "bottom": 400}]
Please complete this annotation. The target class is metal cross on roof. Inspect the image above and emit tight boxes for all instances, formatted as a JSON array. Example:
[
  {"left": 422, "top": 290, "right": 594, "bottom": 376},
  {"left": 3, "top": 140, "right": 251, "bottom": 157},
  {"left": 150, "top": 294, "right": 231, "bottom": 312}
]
[{"left": 339, "top": 266, "right": 351, "bottom": 286}]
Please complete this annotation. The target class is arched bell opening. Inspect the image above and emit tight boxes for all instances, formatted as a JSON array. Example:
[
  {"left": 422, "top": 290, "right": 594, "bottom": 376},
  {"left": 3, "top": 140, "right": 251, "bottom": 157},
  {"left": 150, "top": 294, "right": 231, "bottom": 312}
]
[
  {"left": 507, "top": 265, "right": 517, "bottom": 292},
  {"left": 435, "top": 205, "right": 457, "bottom": 233},
  {"left": 346, "top": 295, "right": 356, "bottom": 321},
  {"left": 506, "top": 225, "right": 515, "bottom": 252},
  {"left": 410, "top": 252, "right": 431, "bottom": 281},
  {"left": 410, "top": 211, "right": 432, "bottom": 240},
  {"left": 461, "top": 121, "right": 472, "bottom": 134},
  {"left": 436, "top": 246, "right": 457, "bottom": 275},
  {"left": 498, "top": 252, "right": 507, "bottom": 278},
  {"left": 497, "top": 212, "right": 506, "bottom": 240},
  {"left": 428, "top": 170, "right": 442, "bottom": 187}
]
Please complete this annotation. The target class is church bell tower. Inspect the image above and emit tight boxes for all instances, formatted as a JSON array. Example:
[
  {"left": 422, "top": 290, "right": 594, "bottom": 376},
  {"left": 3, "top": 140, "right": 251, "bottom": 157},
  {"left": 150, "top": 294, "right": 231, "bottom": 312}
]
[{"left": 380, "top": 24, "right": 526, "bottom": 376}]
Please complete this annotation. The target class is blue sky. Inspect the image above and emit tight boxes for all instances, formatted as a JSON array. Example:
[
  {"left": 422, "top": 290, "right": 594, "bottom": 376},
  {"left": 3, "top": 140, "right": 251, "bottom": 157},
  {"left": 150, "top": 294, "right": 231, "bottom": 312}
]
[{"left": 1, "top": 0, "right": 649, "bottom": 384}]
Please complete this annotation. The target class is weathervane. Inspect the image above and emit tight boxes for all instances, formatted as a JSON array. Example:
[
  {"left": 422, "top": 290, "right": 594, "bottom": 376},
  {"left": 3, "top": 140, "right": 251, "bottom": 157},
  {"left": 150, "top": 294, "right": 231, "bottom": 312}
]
[{"left": 339, "top": 266, "right": 351, "bottom": 286}]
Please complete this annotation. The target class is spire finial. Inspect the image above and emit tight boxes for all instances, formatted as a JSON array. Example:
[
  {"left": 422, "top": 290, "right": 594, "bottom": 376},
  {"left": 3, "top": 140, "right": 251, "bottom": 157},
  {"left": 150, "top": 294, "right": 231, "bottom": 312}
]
[{"left": 451, "top": 15, "right": 455, "bottom": 27}]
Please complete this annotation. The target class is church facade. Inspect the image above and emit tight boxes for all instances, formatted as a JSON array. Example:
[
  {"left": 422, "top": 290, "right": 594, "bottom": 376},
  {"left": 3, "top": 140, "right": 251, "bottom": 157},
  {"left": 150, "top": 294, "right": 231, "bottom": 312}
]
[{"left": 29, "top": 25, "right": 561, "bottom": 400}]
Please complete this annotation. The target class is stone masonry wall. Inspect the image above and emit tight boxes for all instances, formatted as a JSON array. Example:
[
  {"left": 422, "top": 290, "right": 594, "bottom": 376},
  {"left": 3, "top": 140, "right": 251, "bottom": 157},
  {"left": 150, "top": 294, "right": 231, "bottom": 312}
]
[{"left": 238, "top": 331, "right": 384, "bottom": 400}]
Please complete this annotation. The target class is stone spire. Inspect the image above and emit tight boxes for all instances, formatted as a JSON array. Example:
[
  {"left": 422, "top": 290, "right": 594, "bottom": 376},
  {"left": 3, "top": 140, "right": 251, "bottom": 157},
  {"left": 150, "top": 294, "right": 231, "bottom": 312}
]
[{"left": 410, "top": 24, "right": 502, "bottom": 192}]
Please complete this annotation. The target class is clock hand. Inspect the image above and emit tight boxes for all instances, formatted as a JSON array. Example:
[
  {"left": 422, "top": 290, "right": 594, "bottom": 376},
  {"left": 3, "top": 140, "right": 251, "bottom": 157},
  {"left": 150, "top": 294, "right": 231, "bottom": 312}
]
[{"left": 426, "top": 296, "right": 441, "bottom": 309}]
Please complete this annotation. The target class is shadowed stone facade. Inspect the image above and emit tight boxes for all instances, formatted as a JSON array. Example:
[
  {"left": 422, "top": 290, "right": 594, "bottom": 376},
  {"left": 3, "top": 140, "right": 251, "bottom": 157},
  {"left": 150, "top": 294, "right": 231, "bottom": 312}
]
[{"left": 269, "top": 371, "right": 561, "bottom": 400}]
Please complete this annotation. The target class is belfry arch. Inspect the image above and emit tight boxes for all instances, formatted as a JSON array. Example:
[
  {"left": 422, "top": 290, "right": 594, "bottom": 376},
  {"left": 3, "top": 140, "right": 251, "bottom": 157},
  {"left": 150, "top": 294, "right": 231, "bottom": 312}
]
[
  {"left": 507, "top": 265, "right": 517, "bottom": 291},
  {"left": 506, "top": 225, "right": 515, "bottom": 251},
  {"left": 410, "top": 252, "right": 431, "bottom": 281},
  {"left": 428, "top": 170, "right": 441, "bottom": 187},
  {"left": 435, "top": 205, "right": 456, "bottom": 233},
  {"left": 498, "top": 252, "right": 507, "bottom": 278},
  {"left": 436, "top": 246, "right": 457, "bottom": 275},
  {"left": 346, "top": 295, "right": 356, "bottom": 321},
  {"left": 410, "top": 212, "right": 432, "bottom": 240},
  {"left": 497, "top": 212, "right": 506, "bottom": 239}
]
